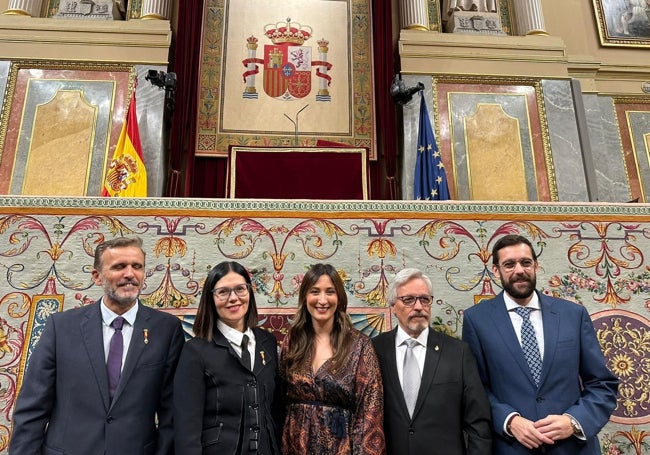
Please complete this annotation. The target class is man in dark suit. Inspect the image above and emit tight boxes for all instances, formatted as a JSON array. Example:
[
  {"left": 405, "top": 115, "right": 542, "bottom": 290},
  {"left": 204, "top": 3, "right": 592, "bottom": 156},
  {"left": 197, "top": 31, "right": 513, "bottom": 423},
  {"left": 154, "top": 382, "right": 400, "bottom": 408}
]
[
  {"left": 372, "top": 268, "right": 492, "bottom": 455},
  {"left": 462, "top": 234, "right": 619, "bottom": 455},
  {"left": 9, "top": 236, "right": 185, "bottom": 455}
]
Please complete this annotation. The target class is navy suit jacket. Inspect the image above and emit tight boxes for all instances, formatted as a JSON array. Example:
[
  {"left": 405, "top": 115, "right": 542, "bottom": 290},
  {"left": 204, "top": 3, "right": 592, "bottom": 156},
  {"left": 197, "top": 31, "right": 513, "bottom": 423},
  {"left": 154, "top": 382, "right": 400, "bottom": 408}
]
[
  {"left": 372, "top": 328, "right": 492, "bottom": 455},
  {"left": 9, "top": 301, "right": 185, "bottom": 455},
  {"left": 462, "top": 291, "right": 619, "bottom": 455}
]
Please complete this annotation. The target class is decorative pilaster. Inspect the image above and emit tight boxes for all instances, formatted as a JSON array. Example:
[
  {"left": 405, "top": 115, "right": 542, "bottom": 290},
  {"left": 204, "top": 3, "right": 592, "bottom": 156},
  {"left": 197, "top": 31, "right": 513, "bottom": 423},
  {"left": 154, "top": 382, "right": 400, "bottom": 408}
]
[
  {"left": 3, "top": 0, "right": 42, "bottom": 16},
  {"left": 512, "top": 0, "right": 547, "bottom": 36},
  {"left": 399, "top": 0, "right": 428, "bottom": 31},
  {"left": 141, "top": 0, "right": 171, "bottom": 20}
]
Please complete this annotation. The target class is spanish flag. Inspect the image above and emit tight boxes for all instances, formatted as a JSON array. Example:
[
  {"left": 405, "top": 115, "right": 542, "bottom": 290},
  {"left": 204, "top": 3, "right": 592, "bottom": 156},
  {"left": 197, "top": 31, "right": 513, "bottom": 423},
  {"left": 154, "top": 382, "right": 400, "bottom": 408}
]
[{"left": 102, "top": 90, "right": 147, "bottom": 197}]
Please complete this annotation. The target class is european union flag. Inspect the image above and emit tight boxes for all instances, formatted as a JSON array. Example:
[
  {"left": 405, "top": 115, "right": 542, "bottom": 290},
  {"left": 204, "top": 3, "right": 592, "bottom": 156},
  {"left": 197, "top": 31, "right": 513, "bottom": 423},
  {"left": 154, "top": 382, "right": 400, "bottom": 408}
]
[{"left": 414, "top": 94, "right": 450, "bottom": 200}]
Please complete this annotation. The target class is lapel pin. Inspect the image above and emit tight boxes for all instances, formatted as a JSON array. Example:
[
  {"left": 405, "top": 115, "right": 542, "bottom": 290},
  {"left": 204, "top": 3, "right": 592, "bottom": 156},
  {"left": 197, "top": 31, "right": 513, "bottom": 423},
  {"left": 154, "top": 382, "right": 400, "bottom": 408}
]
[
  {"left": 260, "top": 351, "right": 266, "bottom": 365},
  {"left": 143, "top": 329, "right": 149, "bottom": 344},
  {"left": 434, "top": 345, "right": 439, "bottom": 351}
]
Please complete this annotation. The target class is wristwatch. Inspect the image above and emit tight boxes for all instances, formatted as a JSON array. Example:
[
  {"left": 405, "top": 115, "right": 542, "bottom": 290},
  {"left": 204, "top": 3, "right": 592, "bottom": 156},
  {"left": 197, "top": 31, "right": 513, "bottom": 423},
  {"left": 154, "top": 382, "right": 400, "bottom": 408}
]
[{"left": 568, "top": 415, "right": 584, "bottom": 437}]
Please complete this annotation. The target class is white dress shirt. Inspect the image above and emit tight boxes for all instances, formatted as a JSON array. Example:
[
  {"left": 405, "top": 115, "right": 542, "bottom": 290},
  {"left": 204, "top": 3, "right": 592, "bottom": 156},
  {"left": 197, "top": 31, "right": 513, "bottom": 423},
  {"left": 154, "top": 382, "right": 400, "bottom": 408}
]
[
  {"left": 101, "top": 300, "right": 138, "bottom": 371},
  {"left": 395, "top": 326, "right": 428, "bottom": 387},
  {"left": 217, "top": 320, "right": 256, "bottom": 369}
]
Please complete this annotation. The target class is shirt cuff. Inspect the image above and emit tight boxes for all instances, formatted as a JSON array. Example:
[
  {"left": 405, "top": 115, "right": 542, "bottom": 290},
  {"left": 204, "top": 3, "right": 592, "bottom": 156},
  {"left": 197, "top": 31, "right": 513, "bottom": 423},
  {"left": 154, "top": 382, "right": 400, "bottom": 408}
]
[
  {"left": 564, "top": 413, "right": 586, "bottom": 440},
  {"left": 504, "top": 413, "right": 519, "bottom": 436}
]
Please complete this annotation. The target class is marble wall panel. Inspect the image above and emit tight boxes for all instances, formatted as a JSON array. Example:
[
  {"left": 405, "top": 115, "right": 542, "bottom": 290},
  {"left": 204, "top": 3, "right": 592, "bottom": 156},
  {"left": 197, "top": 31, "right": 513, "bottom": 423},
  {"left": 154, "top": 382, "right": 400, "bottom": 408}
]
[
  {"left": 584, "top": 95, "right": 631, "bottom": 203},
  {"left": 541, "top": 79, "right": 588, "bottom": 202},
  {"left": 0, "top": 61, "right": 8, "bottom": 113},
  {"left": 627, "top": 110, "right": 650, "bottom": 201},
  {"left": 400, "top": 75, "right": 556, "bottom": 202},
  {"left": 0, "top": 61, "right": 168, "bottom": 197},
  {"left": 134, "top": 64, "right": 167, "bottom": 197},
  {"left": 400, "top": 74, "right": 431, "bottom": 200}
]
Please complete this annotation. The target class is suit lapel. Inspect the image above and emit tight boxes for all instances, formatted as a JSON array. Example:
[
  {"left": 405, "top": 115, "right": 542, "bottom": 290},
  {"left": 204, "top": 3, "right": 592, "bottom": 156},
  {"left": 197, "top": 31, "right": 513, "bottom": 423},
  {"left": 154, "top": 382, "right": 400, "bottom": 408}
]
[
  {"left": 80, "top": 303, "right": 111, "bottom": 411},
  {"left": 378, "top": 330, "right": 410, "bottom": 419},
  {"left": 252, "top": 328, "right": 271, "bottom": 375},
  {"left": 213, "top": 326, "right": 249, "bottom": 371},
  {"left": 112, "top": 303, "right": 150, "bottom": 406},
  {"left": 490, "top": 295, "right": 539, "bottom": 387},
  {"left": 412, "top": 330, "right": 441, "bottom": 419},
  {"left": 538, "top": 293, "right": 559, "bottom": 387}
]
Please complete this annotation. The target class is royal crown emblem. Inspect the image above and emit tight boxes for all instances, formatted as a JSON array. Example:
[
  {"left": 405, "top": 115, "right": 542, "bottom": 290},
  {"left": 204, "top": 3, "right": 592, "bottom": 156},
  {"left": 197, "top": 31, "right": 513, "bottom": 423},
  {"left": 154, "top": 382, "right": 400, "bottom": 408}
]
[
  {"left": 264, "top": 18, "right": 312, "bottom": 45},
  {"left": 242, "top": 17, "right": 332, "bottom": 101}
]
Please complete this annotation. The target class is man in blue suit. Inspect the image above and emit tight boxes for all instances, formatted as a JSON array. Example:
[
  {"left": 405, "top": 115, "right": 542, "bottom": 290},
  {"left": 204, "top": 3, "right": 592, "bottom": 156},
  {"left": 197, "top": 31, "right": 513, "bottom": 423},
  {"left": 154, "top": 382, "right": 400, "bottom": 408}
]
[
  {"left": 462, "top": 234, "right": 618, "bottom": 454},
  {"left": 9, "top": 237, "right": 185, "bottom": 455}
]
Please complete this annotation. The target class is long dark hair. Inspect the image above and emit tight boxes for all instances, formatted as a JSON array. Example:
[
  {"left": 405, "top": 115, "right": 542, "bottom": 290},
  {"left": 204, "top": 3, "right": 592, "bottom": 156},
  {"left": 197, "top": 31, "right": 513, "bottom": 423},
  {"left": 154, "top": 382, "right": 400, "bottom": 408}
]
[
  {"left": 283, "top": 263, "right": 354, "bottom": 373},
  {"left": 193, "top": 261, "right": 258, "bottom": 341}
]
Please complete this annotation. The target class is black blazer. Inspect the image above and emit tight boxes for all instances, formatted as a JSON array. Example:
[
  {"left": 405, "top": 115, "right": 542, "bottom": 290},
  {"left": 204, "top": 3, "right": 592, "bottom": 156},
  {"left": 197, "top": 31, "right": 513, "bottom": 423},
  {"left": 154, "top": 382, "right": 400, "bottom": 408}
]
[
  {"left": 173, "top": 326, "right": 282, "bottom": 455},
  {"left": 372, "top": 328, "right": 492, "bottom": 455},
  {"left": 9, "top": 302, "right": 185, "bottom": 455}
]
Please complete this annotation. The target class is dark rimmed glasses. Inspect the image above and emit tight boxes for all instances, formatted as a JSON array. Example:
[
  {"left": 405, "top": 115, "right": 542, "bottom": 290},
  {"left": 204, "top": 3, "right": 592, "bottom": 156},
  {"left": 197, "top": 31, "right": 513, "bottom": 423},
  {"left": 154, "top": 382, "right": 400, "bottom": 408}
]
[
  {"left": 212, "top": 283, "right": 250, "bottom": 301},
  {"left": 396, "top": 295, "right": 433, "bottom": 307}
]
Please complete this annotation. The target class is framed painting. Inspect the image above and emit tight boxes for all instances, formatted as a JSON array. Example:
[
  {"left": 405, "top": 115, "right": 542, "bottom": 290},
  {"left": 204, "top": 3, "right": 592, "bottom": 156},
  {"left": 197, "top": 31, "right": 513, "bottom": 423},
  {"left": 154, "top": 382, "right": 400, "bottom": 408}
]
[
  {"left": 196, "top": 0, "right": 377, "bottom": 159},
  {"left": 593, "top": 0, "right": 650, "bottom": 47}
]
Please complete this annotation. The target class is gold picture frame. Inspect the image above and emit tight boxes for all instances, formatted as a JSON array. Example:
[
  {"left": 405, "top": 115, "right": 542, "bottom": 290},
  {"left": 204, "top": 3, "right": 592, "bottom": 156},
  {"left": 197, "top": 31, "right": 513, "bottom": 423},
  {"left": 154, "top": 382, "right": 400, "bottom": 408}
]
[
  {"left": 592, "top": 0, "right": 650, "bottom": 47},
  {"left": 0, "top": 61, "right": 134, "bottom": 196}
]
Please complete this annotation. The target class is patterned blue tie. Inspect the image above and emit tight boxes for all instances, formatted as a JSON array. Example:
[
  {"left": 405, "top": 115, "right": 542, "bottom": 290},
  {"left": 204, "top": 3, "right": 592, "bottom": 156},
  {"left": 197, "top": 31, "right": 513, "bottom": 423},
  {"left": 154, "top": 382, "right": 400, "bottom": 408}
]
[{"left": 514, "top": 307, "right": 542, "bottom": 386}]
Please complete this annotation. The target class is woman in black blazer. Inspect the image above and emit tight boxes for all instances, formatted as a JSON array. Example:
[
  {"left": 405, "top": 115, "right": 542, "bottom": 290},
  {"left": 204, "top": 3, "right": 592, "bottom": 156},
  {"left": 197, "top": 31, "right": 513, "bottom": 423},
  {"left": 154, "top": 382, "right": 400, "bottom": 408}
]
[{"left": 174, "top": 261, "right": 283, "bottom": 455}]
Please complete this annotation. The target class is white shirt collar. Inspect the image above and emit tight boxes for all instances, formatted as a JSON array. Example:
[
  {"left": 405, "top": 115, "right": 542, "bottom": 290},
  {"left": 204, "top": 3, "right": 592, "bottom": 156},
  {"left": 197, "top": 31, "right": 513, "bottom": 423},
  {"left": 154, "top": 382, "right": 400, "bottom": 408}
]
[
  {"left": 396, "top": 325, "right": 429, "bottom": 347},
  {"left": 217, "top": 319, "right": 254, "bottom": 345},
  {"left": 503, "top": 290, "right": 540, "bottom": 312},
  {"left": 100, "top": 299, "right": 138, "bottom": 327}
]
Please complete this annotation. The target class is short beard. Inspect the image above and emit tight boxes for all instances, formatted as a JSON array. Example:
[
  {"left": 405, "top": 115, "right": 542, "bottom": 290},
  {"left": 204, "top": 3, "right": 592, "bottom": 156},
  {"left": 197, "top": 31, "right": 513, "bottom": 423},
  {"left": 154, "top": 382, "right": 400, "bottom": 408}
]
[
  {"left": 503, "top": 275, "right": 537, "bottom": 300},
  {"left": 103, "top": 283, "right": 140, "bottom": 309}
]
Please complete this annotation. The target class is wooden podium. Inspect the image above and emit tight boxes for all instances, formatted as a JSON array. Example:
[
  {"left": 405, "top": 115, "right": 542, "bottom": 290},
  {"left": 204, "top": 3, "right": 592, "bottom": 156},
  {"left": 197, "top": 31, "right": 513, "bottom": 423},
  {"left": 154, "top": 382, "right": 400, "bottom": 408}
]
[{"left": 226, "top": 146, "right": 369, "bottom": 199}]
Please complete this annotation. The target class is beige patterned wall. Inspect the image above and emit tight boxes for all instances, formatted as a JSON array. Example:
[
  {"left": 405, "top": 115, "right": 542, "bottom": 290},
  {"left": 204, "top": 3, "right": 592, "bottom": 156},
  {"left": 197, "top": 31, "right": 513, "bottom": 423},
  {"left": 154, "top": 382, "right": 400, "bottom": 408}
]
[{"left": 0, "top": 197, "right": 648, "bottom": 453}]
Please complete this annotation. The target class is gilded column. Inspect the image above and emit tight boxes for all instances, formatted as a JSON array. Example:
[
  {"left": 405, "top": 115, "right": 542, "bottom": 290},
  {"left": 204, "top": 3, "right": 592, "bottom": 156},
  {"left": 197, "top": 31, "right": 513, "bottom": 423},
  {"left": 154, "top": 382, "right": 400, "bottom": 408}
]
[
  {"left": 3, "top": 0, "right": 42, "bottom": 16},
  {"left": 141, "top": 0, "right": 171, "bottom": 20},
  {"left": 512, "top": 0, "right": 547, "bottom": 36},
  {"left": 399, "top": 0, "right": 428, "bottom": 31}
]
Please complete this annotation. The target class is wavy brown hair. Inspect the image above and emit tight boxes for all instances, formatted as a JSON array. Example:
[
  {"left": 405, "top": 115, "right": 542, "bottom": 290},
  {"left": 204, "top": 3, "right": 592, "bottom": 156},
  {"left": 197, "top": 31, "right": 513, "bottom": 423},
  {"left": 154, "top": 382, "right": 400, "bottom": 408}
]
[{"left": 282, "top": 263, "right": 354, "bottom": 373}]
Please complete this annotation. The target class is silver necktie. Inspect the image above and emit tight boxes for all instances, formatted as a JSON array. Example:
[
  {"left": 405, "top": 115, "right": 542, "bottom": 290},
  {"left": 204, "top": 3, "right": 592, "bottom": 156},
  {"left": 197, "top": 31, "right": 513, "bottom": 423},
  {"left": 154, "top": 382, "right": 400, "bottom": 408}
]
[{"left": 402, "top": 338, "right": 421, "bottom": 417}]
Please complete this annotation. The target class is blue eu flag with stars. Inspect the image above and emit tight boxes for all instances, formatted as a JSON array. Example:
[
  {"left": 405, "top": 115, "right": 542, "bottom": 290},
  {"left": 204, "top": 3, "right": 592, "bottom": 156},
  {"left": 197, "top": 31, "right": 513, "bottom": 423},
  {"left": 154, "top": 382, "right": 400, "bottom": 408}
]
[{"left": 414, "top": 93, "right": 450, "bottom": 200}]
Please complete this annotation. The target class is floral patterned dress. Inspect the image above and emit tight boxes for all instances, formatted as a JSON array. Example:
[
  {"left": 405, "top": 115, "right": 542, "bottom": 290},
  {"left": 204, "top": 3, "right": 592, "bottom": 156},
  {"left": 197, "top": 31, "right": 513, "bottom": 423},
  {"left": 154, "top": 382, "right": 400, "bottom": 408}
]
[{"left": 280, "top": 329, "right": 386, "bottom": 455}]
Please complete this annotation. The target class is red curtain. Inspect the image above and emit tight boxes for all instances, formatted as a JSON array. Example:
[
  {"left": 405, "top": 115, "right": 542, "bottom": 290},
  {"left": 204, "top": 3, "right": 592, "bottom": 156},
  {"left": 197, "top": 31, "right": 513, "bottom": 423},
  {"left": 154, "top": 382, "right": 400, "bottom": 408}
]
[
  {"left": 371, "top": 0, "right": 399, "bottom": 200},
  {"left": 171, "top": 1, "right": 397, "bottom": 199},
  {"left": 167, "top": 0, "right": 204, "bottom": 196}
]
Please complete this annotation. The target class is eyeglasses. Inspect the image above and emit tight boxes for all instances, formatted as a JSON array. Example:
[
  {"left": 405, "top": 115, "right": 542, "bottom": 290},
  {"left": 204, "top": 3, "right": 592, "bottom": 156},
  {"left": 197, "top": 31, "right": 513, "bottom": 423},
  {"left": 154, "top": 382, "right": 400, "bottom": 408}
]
[
  {"left": 498, "top": 259, "right": 536, "bottom": 272},
  {"left": 212, "top": 283, "right": 250, "bottom": 301},
  {"left": 396, "top": 295, "right": 433, "bottom": 307}
]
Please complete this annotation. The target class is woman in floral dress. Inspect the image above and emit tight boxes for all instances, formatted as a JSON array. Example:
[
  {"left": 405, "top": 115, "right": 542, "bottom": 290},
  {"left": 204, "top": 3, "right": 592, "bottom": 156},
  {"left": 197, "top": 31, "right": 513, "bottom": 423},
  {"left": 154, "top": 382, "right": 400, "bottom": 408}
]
[{"left": 280, "top": 263, "right": 385, "bottom": 455}]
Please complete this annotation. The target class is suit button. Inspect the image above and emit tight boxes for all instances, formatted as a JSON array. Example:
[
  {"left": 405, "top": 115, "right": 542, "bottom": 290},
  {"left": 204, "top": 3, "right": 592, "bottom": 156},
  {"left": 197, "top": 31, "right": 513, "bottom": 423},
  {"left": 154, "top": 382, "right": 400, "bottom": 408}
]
[
  {"left": 106, "top": 416, "right": 114, "bottom": 423},
  {"left": 409, "top": 429, "right": 414, "bottom": 436},
  {"left": 536, "top": 397, "right": 544, "bottom": 403}
]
